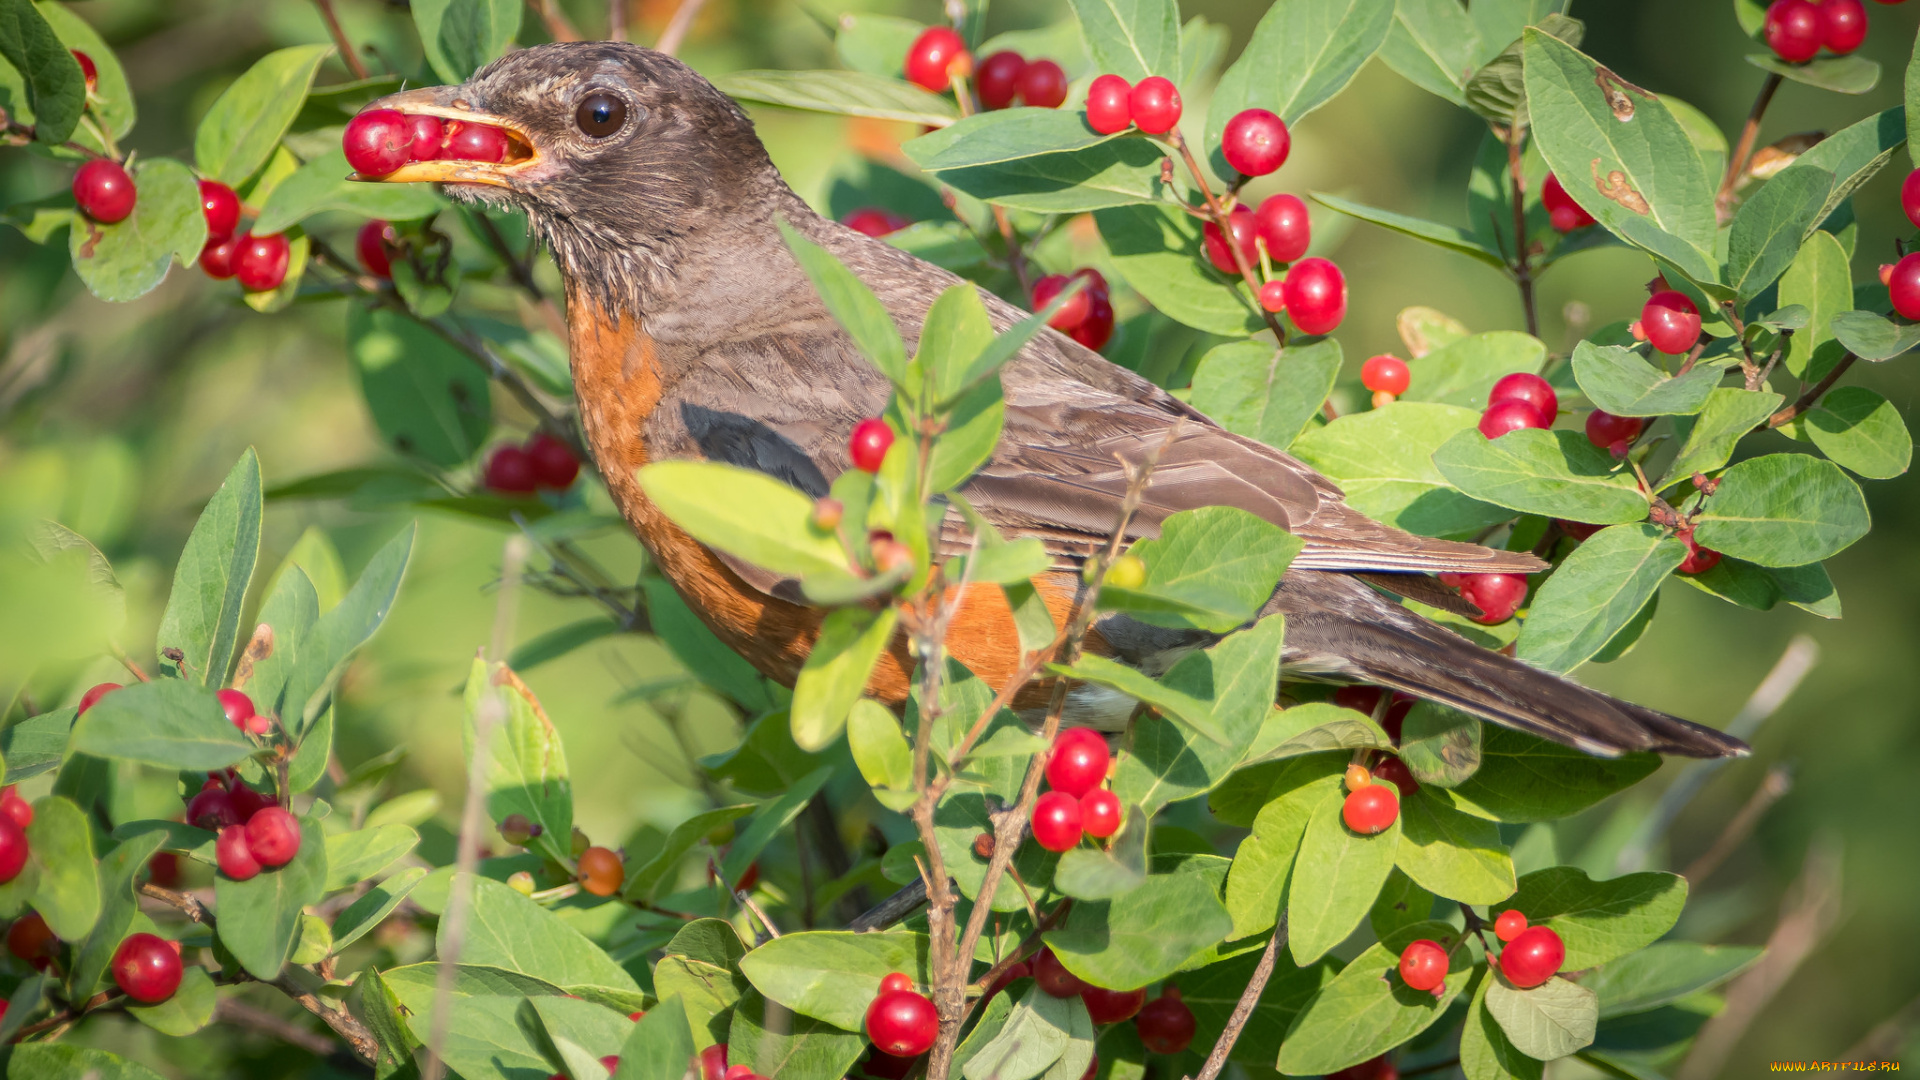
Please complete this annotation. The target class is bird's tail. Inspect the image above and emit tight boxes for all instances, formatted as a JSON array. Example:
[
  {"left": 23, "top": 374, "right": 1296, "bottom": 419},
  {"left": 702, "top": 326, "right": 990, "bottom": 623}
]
[{"left": 1274, "top": 572, "right": 1748, "bottom": 759}]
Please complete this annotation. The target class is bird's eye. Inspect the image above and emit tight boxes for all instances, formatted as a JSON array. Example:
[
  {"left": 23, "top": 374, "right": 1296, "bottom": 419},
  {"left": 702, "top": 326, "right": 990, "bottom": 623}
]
[{"left": 575, "top": 92, "right": 627, "bottom": 138}]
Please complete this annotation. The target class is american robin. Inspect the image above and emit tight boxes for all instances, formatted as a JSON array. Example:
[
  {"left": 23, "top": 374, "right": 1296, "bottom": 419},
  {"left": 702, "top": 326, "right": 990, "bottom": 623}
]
[{"left": 358, "top": 42, "right": 1745, "bottom": 760}]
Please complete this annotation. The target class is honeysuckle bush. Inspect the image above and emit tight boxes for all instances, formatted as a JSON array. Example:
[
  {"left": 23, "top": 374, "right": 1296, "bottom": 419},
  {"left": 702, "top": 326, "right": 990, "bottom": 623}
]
[{"left": 0, "top": 0, "right": 1910, "bottom": 1077}]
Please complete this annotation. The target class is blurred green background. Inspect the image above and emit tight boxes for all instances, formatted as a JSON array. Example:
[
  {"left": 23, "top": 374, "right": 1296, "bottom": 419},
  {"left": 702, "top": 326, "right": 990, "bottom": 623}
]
[{"left": 3, "top": 0, "right": 1918, "bottom": 1075}]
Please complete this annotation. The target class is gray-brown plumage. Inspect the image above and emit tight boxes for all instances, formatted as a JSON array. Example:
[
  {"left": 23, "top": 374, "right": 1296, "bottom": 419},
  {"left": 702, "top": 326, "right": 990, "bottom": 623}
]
[{"left": 363, "top": 42, "right": 1746, "bottom": 759}]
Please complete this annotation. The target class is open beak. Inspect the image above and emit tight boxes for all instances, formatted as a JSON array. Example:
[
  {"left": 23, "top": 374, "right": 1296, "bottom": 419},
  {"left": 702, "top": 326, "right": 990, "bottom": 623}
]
[{"left": 347, "top": 87, "right": 540, "bottom": 188}]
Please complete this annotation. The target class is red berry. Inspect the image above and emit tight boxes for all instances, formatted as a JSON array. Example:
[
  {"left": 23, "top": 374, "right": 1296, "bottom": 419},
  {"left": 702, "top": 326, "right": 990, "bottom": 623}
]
[
  {"left": 1479, "top": 399, "right": 1547, "bottom": 438},
  {"left": 879, "top": 972, "right": 915, "bottom": 995},
  {"left": 1361, "top": 355, "right": 1411, "bottom": 396},
  {"left": 1547, "top": 205, "right": 1584, "bottom": 232},
  {"left": 1046, "top": 729, "right": 1111, "bottom": 798},
  {"left": 1085, "top": 75, "right": 1133, "bottom": 134},
  {"left": 1018, "top": 59, "right": 1069, "bottom": 109},
  {"left": 526, "top": 431, "right": 581, "bottom": 489},
  {"left": 485, "top": 445, "right": 540, "bottom": 495},
  {"left": 1341, "top": 784, "right": 1398, "bottom": 834},
  {"left": 1034, "top": 947, "right": 1088, "bottom": 998},
  {"left": 1283, "top": 257, "right": 1347, "bottom": 335},
  {"left": 1069, "top": 291, "right": 1114, "bottom": 351},
  {"left": 1202, "top": 206, "right": 1258, "bottom": 276},
  {"left": 217, "top": 824, "right": 260, "bottom": 880},
  {"left": 1259, "top": 279, "right": 1287, "bottom": 313},
  {"left": 147, "top": 852, "right": 180, "bottom": 889},
  {"left": 234, "top": 232, "right": 291, "bottom": 292},
  {"left": 1585, "top": 410, "right": 1644, "bottom": 456},
  {"left": 443, "top": 121, "right": 509, "bottom": 164},
  {"left": 6, "top": 913, "right": 54, "bottom": 965},
  {"left": 864, "top": 989, "right": 938, "bottom": 1057},
  {"left": 343, "top": 108, "right": 415, "bottom": 176},
  {"left": 0, "top": 818, "right": 27, "bottom": 887},
  {"left": 217, "top": 688, "right": 256, "bottom": 731},
  {"left": 1221, "top": 109, "right": 1290, "bottom": 177},
  {"left": 842, "top": 207, "right": 911, "bottom": 237},
  {"left": 699, "top": 1045, "right": 728, "bottom": 1080},
  {"left": 1499, "top": 925, "right": 1565, "bottom": 988},
  {"left": 985, "top": 960, "right": 1029, "bottom": 1005},
  {"left": 1371, "top": 755, "right": 1418, "bottom": 796},
  {"left": 1557, "top": 518, "right": 1603, "bottom": 541},
  {"left": 1080, "top": 789, "right": 1123, "bottom": 839},
  {"left": 1333, "top": 686, "right": 1382, "bottom": 715},
  {"left": 850, "top": 417, "right": 894, "bottom": 472},
  {"left": 1128, "top": 77, "right": 1181, "bottom": 135},
  {"left": 1253, "top": 193, "right": 1311, "bottom": 264},
  {"left": 245, "top": 806, "right": 301, "bottom": 868},
  {"left": 1032, "top": 273, "right": 1093, "bottom": 330},
  {"left": 201, "top": 236, "right": 240, "bottom": 279},
  {"left": 905, "top": 27, "right": 969, "bottom": 93},
  {"left": 1494, "top": 909, "right": 1528, "bottom": 943},
  {"left": 1031, "top": 791, "right": 1083, "bottom": 852},
  {"left": 186, "top": 786, "right": 239, "bottom": 831},
  {"left": 1329, "top": 1056, "right": 1399, "bottom": 1080},
  {"left": 1398, "top": 939, "right": 1449, "bottom": 992},
  {"left": 228, "top": 782, "right": 275, "bottom": 823},
  {"left": 723, "top": 1067, "right": 755, "bottom": 1080},
  {"left": 198, "top": 180, "right": 241, "bottom": 241},
  {"left": 1134, "top": 991, "right": 1195, "bottom": 1054},
  {"left": 1887, "top": 253, "right": 1920, "bottom": 319},
  {"left": 405, "top": 114, "right": 446, "bottom": 161},
  {"left": 73, "top": 49, "right": 97, "bottom": 91},
  {"left": 862, "top": 1048, "right": 920, "bottom": 1080},
  {"left": 0, "top": 788, "right": 30, "bottom": 831},
  {"left": 975, "top": 51, "right": 1026, "bottom": 110},
  {"left": 357, "top": 219, "right": 396, "bottom": 279},
  {"left": 73, "top": 159, "right": 135, "bottom": 223},
  {"left": 1677, "top": 530, "right": 1722, "bottom": 575},
  {"left": 1540, "top": 173, "right": 1596, "bottom": 231},
  {"left": 1641, "top": 291, "right": 1702, "bottom": 355},
  {"left": 112, "top": 932, "right": 183, "bottom": 1003},
  {"left": 578, "top": 845, "right": 624, "bottom": 896},
  {"left": 1080, "top": 984, "right": 1146, "bottom": 1025},
  {"left": 1461, "top": 572, "right": 1528, "bottom": 625},
  {"left": 78, "top": 682, "right": 121, "bottom": 715},
  {"left": 1765, "top": 0, "right": 1824, "bottom": 62},
  {"left": 1902, "top": 171, "right": 1920, "bottom": 231},
  {"left": 1489, "top": 372, "right": 1558, "bottom": 425},
  {"left": 1825, "top": 0, "right": 1868, "bottom": 52}
]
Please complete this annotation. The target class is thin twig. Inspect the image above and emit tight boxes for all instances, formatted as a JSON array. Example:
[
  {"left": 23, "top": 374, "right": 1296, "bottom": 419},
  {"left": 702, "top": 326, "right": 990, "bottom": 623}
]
[
  {"left": 1683, "top": 765, "right": 1792, "bottom": 885},
  {"left": 1503, "top": 124, "right": 1538, "bottom": 338},
  {"left": 965, "top": 899, "right": 1073, "bottom": 994},
  {"left": 1168, "top": 131, "right": 1288, "bottom": 346},
  {"left": 654, "top": 0, "right": 710, "bottom": 56},
  {"left": 138, "top": 881, "right": 213, "bottom": 924},
  {"left": 1716, "top": 72, "right": 1784, "bottom": 225},
  {"left": 1185, "top": 917, "right": 1288, "bottom": 1080},
  {"left": 1769, "top": 353, "right": 1856, "bottom": 428},
  {"left": 310, "top": 0, "right": 371, "bottom": 79},
  {"left": 737, "top": 890, "right": 783, "bottom": 939},
  {"left": 215, "top": 997, "right": 343, "bottom": 1058},
  {"left": 526, "top": 0, "right": 583, "bottom": 41},
  {"left": 847, "top": 879, "right": 931, "bottom": 931}
]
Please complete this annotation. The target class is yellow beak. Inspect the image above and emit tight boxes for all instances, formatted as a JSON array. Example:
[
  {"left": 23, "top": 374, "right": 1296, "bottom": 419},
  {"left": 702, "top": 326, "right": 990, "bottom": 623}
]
[{"left": 347, "top": 89, "right": 539, "bottom": 189}]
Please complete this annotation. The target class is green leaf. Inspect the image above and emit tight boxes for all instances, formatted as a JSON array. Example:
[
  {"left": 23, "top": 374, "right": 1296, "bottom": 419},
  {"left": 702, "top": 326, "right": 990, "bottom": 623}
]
[
  {"left": 1175, "top": 949, "right": 1336, "bottom": 1066},
  {"left": 832, "top": 13, "right": 922, "bottom": 78},
  {"left": 791, "top": 607, "right": 899, "bottom": 751},
  {"left": 1403, "top": 331, "right": 1550, "bottom": 409},
  {"left": 1045, "top": 855, "right": 1234, "bottom": 989},
  {"left": 1101, "top": 507, "right": 1300, "bottom": 633},
  {"left": 448, "top": 875, "right": 643, "bottom": 1003},
  {"left": 127, "top": 964, "right": 217, "bottom": 1036},
  {"left": 413, "top": 0, "right": 521, "bottom": 83},
  {"left": 1094, "top": 203, "right": 1265, "bottom": 336},
  {"left": 653, "top": 919, "right": 747, "bottom": 1047},
  {"left": 1745, "top": 52, "right": 1879, "bottom": 94},
  {"left": 1583, "top": 941, "right": 1763, "bottom": 1018},
  {"left": 848, "top": 697, "right": 912, "bottom": 795},
  {"left": 1831, "top": 308, "right": 1920, "bottom": 361},
  {"left": 1726, "top": 166, "right": 1837, "bottom": 301},
  {"left": 68, "top": 677, "right": 253, "bottom": 770},
  {"left": 330, "top": 866, "right": 428, "bottom": 954},
  {"left": 463, "top": 658, "right": 574, "bottom": 866},
  {"left": 785, "top": 221, "right": 913, "bottom": 388},
  {"left": 949, "top": 537, "right": 1051, "bottom": 587},
  {"left": 1776, "top": 230, "right": 1853, "bottom": 380},
  {"left": 383, "top": 963, "right": 569, "bottom": 1079},
  {"left": 715, "top": 69, "right": 957, "bottom": 127},
  {"left": 1694, "top": 453, "right": 1871, "bottom": 566},
  {"left": 1397, "top": 703, "right": 1482, "bottom": 788},
  {"left": 638, "top": 461, "right": 852, "bottom": 581},
  {"left": 717, "top": 766, "right": 833, "bottom": 888},
  {"left": 69, "top": 831, "right": 165, "bottom": 1000},
  {"left": 934, "top": 792, "right": 1061, "bottom": 911},
  {"left": 1486, "top": 974, "right": 1598, "bottom": 1060},
  {"left": 0, "top": 0, "right": 84, "bottom": 143},
  {"left": 243, "top": 567, "right": 319, "bottom": 727},
  {"left": 324, "top": 825, "right": 419, "bottom": 891},
  {"left": 1658, "top": 387, "right": 1784, "bottom": 489},
  {"left": 2, "top": 708, "right": 71, "bottom": 784},
  {"left": 726, "top": 988, "right": 868, "bottom": 1080},
  {"left": 1311, "top": 193, "right": 1505, "bottom": 269},
  {"left": 614, "top": 995, "right": 696, "bottom": 1080},
  {"left": 1462, "top": 972, "right": 1545, "bottom": 1080},
  {"left": 1204, "top": 0, "right": 1394, "bottom": 178},
  {"left": 738, "top": 930, "right": 930, "bottom": 1031},
  {"left": 8, "top": 1046, "right": 166, "bottom": 1080},
  {"left": 1516, "top": 524, "right": 1686, "bottom": 674},
  {"left": 1068, "top": 0, "right": 1179, "bottom": 83},
  {"left": 1055, "top": 653, "right": 1229, "bottom": 746},
  {"left": 529, "top": 995, "right": 635, "bottom": 1079},
  {"left": 214, "top": 816, "right": 327, "bottom": 978},
  {"left": 1433, "top": 428, "right": 1649, "bottom": 524},
  {"left": 1278, "top": 923, "right": 1475, "bottom": 1075},
  {"left": 1054, "top": 804, "right": 1150, "bottom": 899},
  {"left": 1371, "top": 867, "right": 1437, "bottom": 941},
  {"left": 1445, "top": 727, "right": 1658, "bottom": 822},
  {"left": 256, "top": 147, "right": 445, "bottom": 234},
  {"left": 1378, "top": 0, "right": 1484, "bottom": 106},
  {"left": 961, "top": 984, "right": 1082, "bottom": 1080},
  {"left": 193, "top": 45, "right": 333, "bottom": 185},
  {"left": 928, "top": 140, "right": 1168, "bottom": 214},
  {"left": 905, "top": 108, "right": 1126, "bottom": 171},
  {"left": 1395, "top": 788, "right": 1515, "bottom": 904},
  {"left": 1224, "top": 773, "right": 1328, "bottom": 938},
  {"left": 1288, "top": 782, "right": 1400, "bottom": 963},
  {"left": 155, "top": 448, "right": 261, "bottom": 685},
  {"left": 1521, "top": 31, "right": 1717, "bottom": 283},
  {"left": 1805, "top": 385, "right": 1911, "bottom": 479},
  {"left": 1491, "top": 866, "right": 1687, "bottom": 967},
  {"left": 348, "top": 307, "right": 492, "bottom": 467},
  {"left": 1571, "top": 343, "right": 1720, "bottom": 416},
  {"left": 280, "top": 523, "right": 411, "bottom": 735},
  {"left": 1292, "top": 403, "right": 1512, "bottom": 538},
  {"left": 624, "top": 805, "right": 754, "bottom": 903},
  {"left": 926, "top": 379, "right": 1006, "bottom": 493},
  {"left": 67, "top": 157, "right": 206, "bottom": 302},
  {"left": 1190, "top": 338, "right": 1341, "bottom": 452}
]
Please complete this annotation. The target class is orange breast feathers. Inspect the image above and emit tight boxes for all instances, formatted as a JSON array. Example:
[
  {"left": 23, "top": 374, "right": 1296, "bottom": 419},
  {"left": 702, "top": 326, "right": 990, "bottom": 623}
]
[{"left": 564, "top": 302, "right": 1090, "bottom": 706}]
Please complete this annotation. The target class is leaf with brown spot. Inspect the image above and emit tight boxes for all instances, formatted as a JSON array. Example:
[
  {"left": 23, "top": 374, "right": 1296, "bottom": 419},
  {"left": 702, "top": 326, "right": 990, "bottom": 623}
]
[{"left": 1591, "top": 160, "right": 1651, "bottom": 214}]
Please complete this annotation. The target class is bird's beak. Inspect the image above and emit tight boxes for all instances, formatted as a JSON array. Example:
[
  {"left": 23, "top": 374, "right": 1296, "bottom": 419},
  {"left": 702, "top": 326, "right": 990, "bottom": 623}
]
[{"left": 347, "top": 86, "right": 540, "bottom": 188}]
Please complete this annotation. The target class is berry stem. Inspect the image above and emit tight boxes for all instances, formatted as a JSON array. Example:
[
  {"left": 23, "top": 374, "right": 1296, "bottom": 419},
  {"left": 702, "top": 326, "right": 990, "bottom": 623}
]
[
  {"left": 1717, "top": 72, "right": 1784, "bottom": 225},
  {"left": 310, "top": 0, "right": 372, "bottom": 79},
  {"left": 947, "top": 71, "right": 1036, "bottom": 294},
  {"left": 1184, "top": 918, "right": 1288, "bottom": 1080},
  {"left": 1502, "top": 124, "right": 1539, "bottom": 339},
  {"left": 1167, "top": 129, "right": 1290, "bottom": 349}
]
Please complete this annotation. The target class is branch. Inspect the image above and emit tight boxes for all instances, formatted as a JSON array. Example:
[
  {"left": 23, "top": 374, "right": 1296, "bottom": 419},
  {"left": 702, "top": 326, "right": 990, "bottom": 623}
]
[
  {"left": 310, "top": 0, "right": 371, "bottom": 79},
  {"left": 654, "top": 0, "right": 711, "bottom": 56},
  {"left": 1502, "top": 124, "right": 1538, "bottom": 338},
  {"left": 1768, "top": 353, "right": 1856, "bottom": 428},
  {"left": 215, "top": 996, "right": 346, "bottom": 1058},
  {"left": 1184, "top": 917, "right": 1288, "bottom": 1080},
  {"left": 1716, "top": 72, "right": 1784, "bottom": 225},
  {"left": 1682, "top": 765, "right": 1792, "bottom": 885},
  {"left": 847, "top": 879, "right": 930, "bottom": 931},
  {"left": 1168, "top": 131, "right": 1288, "bottom": 347},
  {"left": 526, "top": 0, "right": 583, "bottom": 42}
]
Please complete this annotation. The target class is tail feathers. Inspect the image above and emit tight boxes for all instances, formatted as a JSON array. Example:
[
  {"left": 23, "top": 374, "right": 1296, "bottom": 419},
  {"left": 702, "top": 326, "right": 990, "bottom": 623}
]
[{"left": 1275, "top": 572, "right": 1749, "bottom": 760}]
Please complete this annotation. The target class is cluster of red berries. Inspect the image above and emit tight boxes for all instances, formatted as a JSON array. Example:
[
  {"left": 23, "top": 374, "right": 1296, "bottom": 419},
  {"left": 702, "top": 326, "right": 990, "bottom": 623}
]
[
  {"left": 483, "top": 432, "right": 582, "bottom": 495},
  {"left": 1541, "top": 174, "right": 1596, "bottom": 233},
  {"left": 1331, "top": 686, "right": 1413, "bottom": 741},
  {"left": 1204, "top": 194, "right": 1344, "bottom": 333},
  {"left": 1032, "top": 268, "right": 1115, "bottom": 351},
  {"left": 343, "top": 108, "right": 509, "bottom": 178},
  {"left": 200, "top": 184, "right": 293, "bottom": 293},
  {"left": 1340, "top": 762, "right": 1401, "bottom": 835},
  {"left": 1883, "top": 171, "right": 1920, "bottom": 318},
  {"left": 1029, "top": 729, "right": 1122, "bottom": 852},
  {"left": 1328, "top": 1056, "right": 1399, "bottom": 1080},
  {"left": 1027, "top": 949, "right": 1195, "bottom": 1054},
  {"left": 863, "top": 972, "right": 939, "bottom": 1059},
  {"left": 1763, "top": 0, "right": 1868, "bottom": 64},
  {"left": 12, "top": 906, "right": 184, "bottom": 1004},
  {"left": 1083, "top": 74, "right": 1183, "bottom": 136},
  {"left": 1491, "top": 910, "right": 1566, "bottom": 988},
  {"left": 842, "top": 207, "right": 913, "bottom": 238},
  {"left": 0, "top": 785, "right": 33, "bottom": 886},
  {"left": 194, "top": 773, "right": 301, "bottom": 881},
  {"left": 975, "top": 49, "right": 1069, "bottom": 110},
  {"left": 1477, "top": 371, "right": 1558, "bottom": 440},
  {"left": 695, "top": 1043, "right": 769, "bottom": 1080}
]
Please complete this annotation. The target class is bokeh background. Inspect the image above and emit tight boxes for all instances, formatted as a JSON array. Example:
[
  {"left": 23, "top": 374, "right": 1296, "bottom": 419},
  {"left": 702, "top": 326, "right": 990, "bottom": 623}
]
[{"left": 2, "top": 0, "right": 1917, "bottom": 1075}]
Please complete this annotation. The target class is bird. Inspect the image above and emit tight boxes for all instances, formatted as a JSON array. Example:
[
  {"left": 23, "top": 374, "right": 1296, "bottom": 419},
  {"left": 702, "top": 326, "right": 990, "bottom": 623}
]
[{"left": 356, "top": 41, "right": 1746, "bottom": 760}]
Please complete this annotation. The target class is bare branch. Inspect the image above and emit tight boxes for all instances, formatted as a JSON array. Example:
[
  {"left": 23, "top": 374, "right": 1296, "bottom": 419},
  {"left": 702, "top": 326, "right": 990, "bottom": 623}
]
[
  {"left": 310, "top": 0, "right": 371, "bottom": 79},
  {"left": 654, "top": 0, "right": 710, "bottom": 56}
]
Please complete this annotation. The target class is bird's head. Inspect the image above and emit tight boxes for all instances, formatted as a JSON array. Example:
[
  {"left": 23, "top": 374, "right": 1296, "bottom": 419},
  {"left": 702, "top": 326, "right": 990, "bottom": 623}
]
[{"left": 355, "top": 42, "right": 794, "bottom": 312}]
